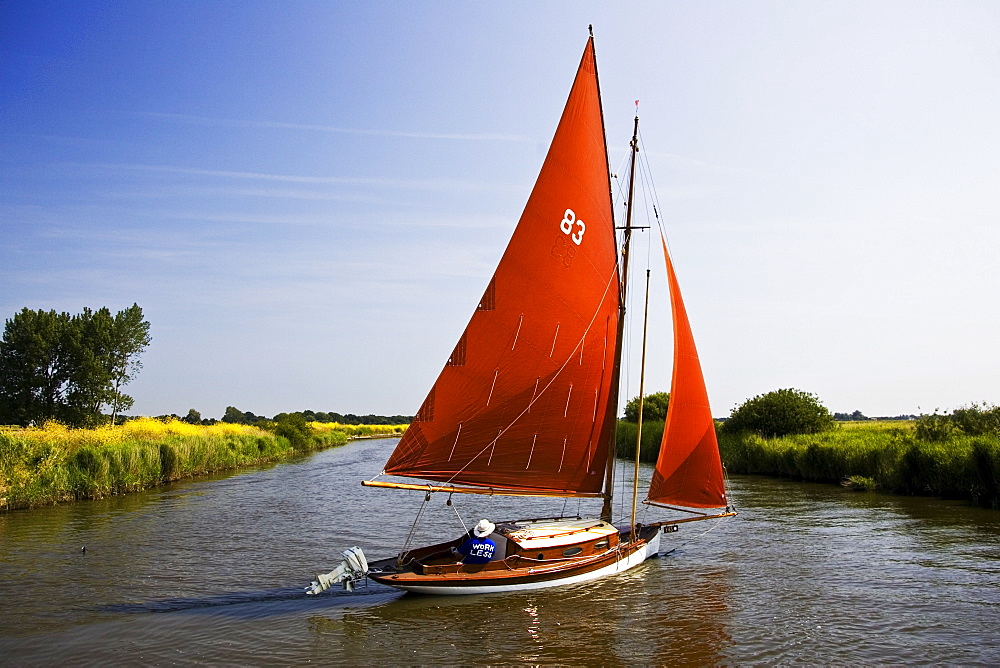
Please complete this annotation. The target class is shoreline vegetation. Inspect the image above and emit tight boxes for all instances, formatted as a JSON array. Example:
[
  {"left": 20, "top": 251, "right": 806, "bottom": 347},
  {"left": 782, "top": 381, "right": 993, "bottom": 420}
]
[
  {"left": 0, "top": 418, "right": 406, "bottom": 511},
  {"left": 617, "top": 419, "right": 1000, "bottom": 509},
  {"left": 6, "top": 407, "right": 998, "bottom": 512}
]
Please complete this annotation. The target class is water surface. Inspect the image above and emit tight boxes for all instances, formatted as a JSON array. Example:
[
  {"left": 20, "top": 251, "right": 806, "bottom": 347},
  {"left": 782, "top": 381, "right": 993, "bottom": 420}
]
[{"left": 2, "top": 438, "right": 998, "bottom": 664}]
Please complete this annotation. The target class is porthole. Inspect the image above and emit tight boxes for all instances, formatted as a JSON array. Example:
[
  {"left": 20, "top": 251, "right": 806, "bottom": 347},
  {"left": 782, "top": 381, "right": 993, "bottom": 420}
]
[
  {"left": 537, "top": 553, "right": 544, "bottom": 560},
  {"left": 563, "top": 546, "right": 583, "bottom": 557},
  {"left": 594, "top": 539, "right": 609, "bottom": 550}
]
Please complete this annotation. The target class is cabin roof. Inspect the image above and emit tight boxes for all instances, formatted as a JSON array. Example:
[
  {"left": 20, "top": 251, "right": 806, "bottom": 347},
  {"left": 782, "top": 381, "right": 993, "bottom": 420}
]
[{"left": 500, "top": 518, "right": 617, "bottom": 549}]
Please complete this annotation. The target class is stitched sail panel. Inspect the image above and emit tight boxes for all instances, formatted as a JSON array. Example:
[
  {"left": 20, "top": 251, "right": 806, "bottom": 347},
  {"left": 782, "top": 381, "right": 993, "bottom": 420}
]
[{"left": 384, "top": 38, "right": 618, "bottom": 494}]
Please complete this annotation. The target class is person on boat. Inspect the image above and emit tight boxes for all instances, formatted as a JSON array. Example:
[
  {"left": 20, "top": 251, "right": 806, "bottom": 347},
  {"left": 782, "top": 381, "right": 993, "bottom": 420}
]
[{"left": 451, "top": 519, "right": 497, "bottom": 564}]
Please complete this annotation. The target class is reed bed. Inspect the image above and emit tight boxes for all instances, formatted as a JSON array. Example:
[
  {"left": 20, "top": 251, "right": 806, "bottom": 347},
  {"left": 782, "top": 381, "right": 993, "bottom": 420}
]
[
  {"left": 0, "top": 418, "right": 355, "bottom": 511},
  {"left": 615, "top": 418, "right": 998, "bottom": 508},
  {"left": 719, "top": 425, "right": 1000, "bottom": 509},
  {"left": 616, "top": 420, "right": 665, "bottom": 463}
]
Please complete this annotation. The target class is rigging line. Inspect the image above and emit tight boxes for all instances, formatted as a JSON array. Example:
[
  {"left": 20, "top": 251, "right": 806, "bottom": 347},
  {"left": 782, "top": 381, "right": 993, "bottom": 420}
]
[
  {"left": 447, "top": 493, "right": 469, "bottom": 535},
  {"left": 440, "top": 261, "right": 622, "bottom": 487},
  {"left": 721, "top": 464, "right": 736, "bottom": 513},
  {"left": 633, "top": 140, "right": 660, "bottom": 262},
  {"left": 636, "top": 128, "right": 665, "bottom": 222},
  {"left": 636, "top": 129, "right": 669, "bottom": 250},
  {"left": 401, "top": 492, "right": 432, "bottom": 556}
]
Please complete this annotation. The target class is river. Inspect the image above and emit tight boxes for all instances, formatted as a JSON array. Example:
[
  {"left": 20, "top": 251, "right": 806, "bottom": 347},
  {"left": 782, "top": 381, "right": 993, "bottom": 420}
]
[{"left": 2, "top": 437, "right": 998, "bottom": 665}]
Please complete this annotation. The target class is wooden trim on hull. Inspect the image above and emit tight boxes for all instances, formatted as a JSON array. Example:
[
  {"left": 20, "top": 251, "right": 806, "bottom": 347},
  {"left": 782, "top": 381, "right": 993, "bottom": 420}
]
[{"left": 368, "top": 526, "right": 661, "bottom": 595}]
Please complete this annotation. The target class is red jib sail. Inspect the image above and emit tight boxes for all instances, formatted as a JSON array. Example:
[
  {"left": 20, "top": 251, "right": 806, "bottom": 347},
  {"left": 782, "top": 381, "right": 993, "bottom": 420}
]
[
  {"left": 383, "top": 37, "right": 618, "bottom": 495},
  {"left": 646, "top": 236, "right": 728, "bottom": 508}
]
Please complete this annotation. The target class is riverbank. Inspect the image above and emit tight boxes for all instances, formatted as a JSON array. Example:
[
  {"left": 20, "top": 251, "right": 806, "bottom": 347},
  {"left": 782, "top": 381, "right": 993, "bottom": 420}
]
[
  {"left": 719, "top": 424, "right": 1000, "bottom": 508},
  {"left": 0, "top": 419, "right": 404, "bottom": 511},
  {"left": 617, "top": 420, "right": 1000, "bottom": 509}
]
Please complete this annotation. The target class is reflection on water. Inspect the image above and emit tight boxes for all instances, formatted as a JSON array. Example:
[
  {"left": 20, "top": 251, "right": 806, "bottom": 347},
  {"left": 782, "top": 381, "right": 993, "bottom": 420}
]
[{"left": 1, "top": 438, "right": 999, "bottom": 664}]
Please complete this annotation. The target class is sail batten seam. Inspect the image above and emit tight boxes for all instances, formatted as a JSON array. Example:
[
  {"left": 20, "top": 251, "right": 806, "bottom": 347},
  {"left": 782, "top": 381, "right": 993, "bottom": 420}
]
[
  {"left": 512, "top": 314, "right": 523, "bottom": 350},
  {"left": 448, "top": 422, "right": 463, "bottom": 461},
  {"left": 486, "top": 368, "right": 499, "bottom": 406}
]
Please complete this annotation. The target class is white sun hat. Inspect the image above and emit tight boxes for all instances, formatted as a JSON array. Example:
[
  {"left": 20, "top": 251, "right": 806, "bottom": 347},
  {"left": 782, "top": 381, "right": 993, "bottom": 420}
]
[{"left": 473, "top": 519, "right": 496, "bottom": 537}]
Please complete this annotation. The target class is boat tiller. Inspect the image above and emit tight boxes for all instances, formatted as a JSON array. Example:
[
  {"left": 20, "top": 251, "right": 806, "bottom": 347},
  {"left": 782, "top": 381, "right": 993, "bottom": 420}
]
[{"left": 306, "top": 546, "right": 369, "bottom": 595}]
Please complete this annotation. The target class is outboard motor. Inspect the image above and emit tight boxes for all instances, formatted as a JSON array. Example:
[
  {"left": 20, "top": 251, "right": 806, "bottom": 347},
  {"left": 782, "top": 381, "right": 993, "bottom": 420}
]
[{"left": 306, "top": 547, "right": 369, "bottom": 595}]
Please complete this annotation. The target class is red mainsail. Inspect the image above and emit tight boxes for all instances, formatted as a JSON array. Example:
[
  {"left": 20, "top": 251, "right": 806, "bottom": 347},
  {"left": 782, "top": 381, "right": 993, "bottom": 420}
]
[
  {"left": 646, "top": 236, "right": 728, "bottom": 508},
  {"left": 383, "top": 37, "right": 619, "bottom": 495}
]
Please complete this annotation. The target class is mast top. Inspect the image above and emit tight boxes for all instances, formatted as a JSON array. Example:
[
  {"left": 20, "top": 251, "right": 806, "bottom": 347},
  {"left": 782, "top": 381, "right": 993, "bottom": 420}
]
[{"left": 589, "top": 24, "right": 593, "bottom": 36}]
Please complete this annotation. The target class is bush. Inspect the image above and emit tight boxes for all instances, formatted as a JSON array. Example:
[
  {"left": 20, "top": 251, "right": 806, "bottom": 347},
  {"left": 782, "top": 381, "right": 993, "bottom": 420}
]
[
  {"left": 915, "top": 403, "right": 1000, "bottom": 442},
  {"left": 949, "top": 403, "right": 1000, "bottom": 436},
  {"left": 722, "top": 388, "right": 834, "bottom": 438},
  {"left": 915, "top": 411, "right": 956, "bottom": 442},
  {"left": 622, "top": 392, "right": 670, "bottom": 423},
  {"left": 257, "top": 413, "right": 317, "bottom": 451}
]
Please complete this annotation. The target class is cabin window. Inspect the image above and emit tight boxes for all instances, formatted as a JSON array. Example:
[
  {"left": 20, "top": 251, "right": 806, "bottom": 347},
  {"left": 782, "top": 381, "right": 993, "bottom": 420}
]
[
  {"left": 537, "top": 553, "right": 544, "bottom": 560},
  {"left": 594, "top": 539, "right": 609, "bottom": 550},
  {"left": 563, "top": 546, "right": 583, "bottom": 557}
]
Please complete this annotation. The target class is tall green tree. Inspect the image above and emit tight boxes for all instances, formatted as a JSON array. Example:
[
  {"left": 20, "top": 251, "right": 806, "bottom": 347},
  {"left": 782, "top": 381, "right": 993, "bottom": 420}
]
[
  {"left": 66, "top": 307, "right": 116, "bottom": 425},
  {"left": 106, "top": 304, "right": 151, "bottom": 423},
  {"left": 623, "top": 391, "right": 670, "bottom": 422},
  {"left": 222, "top": 406, "right": 248, "bottom": 424},
  {"left": 0, "top": 309, "right": 74, "bottom": 425},
  {"left": 0, "top": 305, "right": 151, "bottom": 426}
]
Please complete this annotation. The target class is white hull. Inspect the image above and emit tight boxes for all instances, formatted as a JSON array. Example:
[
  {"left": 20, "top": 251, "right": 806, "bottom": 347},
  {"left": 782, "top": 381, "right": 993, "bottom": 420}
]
[{"left": 383, "top": 531, "right": 661, "bottom": 596}]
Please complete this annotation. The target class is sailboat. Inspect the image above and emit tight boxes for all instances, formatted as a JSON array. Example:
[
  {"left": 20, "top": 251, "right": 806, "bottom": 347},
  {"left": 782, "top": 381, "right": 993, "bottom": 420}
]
[{"left": 307, "top": 31, "right": 735, "bottom": 597}]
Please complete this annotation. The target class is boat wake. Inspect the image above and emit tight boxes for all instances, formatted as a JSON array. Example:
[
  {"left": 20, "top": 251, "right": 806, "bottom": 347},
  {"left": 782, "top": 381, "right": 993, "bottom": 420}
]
[{"left": 104, "top": 583, "right": 394, "bottom": 615}]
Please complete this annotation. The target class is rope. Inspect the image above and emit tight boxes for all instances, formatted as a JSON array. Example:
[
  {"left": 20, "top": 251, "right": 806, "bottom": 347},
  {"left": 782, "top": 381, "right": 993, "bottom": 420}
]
[
  {"left": 400, "top": 492, "right": 431, "bottom": 555},
  {"left": 448, "top": 493, "right": 469, "bottom": 535}
]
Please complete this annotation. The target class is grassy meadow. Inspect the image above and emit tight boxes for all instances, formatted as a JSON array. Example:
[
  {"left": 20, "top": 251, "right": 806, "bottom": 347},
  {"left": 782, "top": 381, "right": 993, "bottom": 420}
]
[{"left": 0, "top": 419, "right": 406, "bottom": 511}]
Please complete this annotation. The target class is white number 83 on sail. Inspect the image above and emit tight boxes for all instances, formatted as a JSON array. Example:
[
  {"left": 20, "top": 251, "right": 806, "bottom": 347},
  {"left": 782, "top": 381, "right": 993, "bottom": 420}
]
[{"left": 560, "top": 208, "right": 585, "bottom": 245}]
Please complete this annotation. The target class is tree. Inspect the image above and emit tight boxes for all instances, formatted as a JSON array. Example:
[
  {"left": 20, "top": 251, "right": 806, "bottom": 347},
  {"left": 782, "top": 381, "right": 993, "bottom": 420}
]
[
  {"left": 183, "top": 408, "right": 202, "bottom": 424},
  {"left": 0, "top": 305, "right": 151, "bottom": 426},
  {"left": 723, "top": 388, "right": 835, "bottom": 438},
  {"left": 623, "top": 392, "right": 670, "bottom": 422},
  {"left": 222, "top": 406, "right": 247, "bottom": 424},
  {"left": 105, "top": 304, "right": 151, "bottom": 424},
  {"left": 0, "top": 309, "right": 74, "bottom": 425}
]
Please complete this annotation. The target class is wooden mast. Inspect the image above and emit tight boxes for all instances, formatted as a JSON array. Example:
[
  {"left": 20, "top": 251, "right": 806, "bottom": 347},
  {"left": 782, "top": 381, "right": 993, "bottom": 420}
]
[
  {"left": 630, "top": 267, "right": 651, "bottom": 540},
  {"left": 600, "top": 113, "right": 640, "bottom": 522}
]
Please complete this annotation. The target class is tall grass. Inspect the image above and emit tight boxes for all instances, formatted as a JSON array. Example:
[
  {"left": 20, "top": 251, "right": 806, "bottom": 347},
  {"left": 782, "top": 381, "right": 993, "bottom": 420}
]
[
  {"left": 0, "top": 417, "right": 360, "bottom": 511},
  {"left": 615, "top": 420, "right": 664, "bottom": 463},
  {"left": 719, "top": 424, "right": 1000, "bottom": 509}
]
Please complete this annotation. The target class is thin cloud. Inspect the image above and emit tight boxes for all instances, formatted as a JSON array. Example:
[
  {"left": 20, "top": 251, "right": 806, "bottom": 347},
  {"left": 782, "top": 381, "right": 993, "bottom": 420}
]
[
  {"left": 72, "top": 162, "right": 512, "bottom": 193},
  {"left": 143, "top": 112, "right": 534, "bottom": 143}
]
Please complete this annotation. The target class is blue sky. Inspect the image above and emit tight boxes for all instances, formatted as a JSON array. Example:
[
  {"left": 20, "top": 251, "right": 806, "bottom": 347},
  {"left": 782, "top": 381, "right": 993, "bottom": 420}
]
[{"left": 3, "top": 1, "right": 998, "bottom": 420}]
